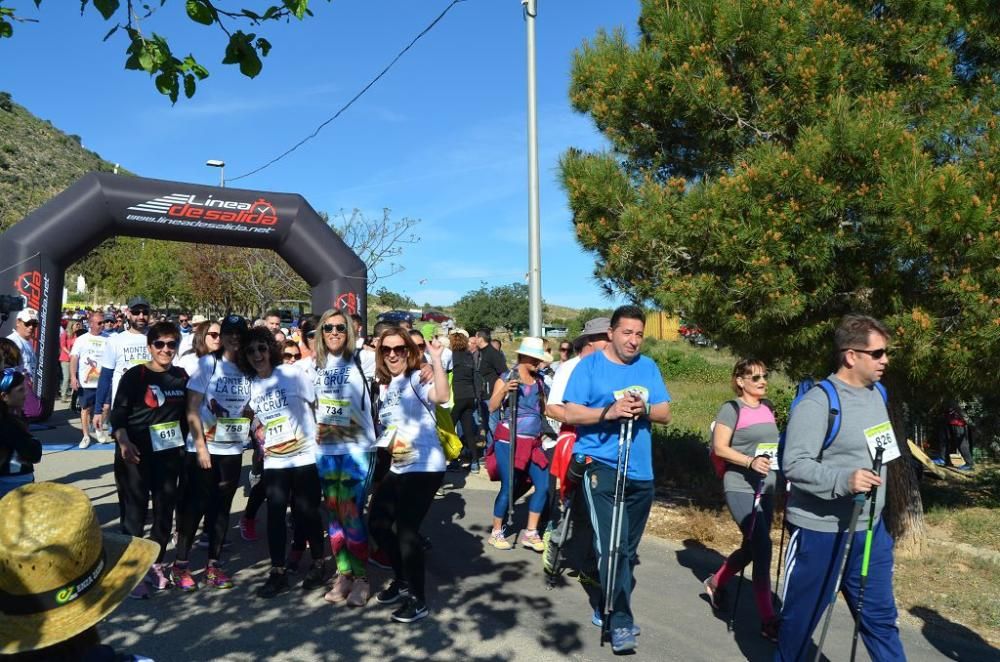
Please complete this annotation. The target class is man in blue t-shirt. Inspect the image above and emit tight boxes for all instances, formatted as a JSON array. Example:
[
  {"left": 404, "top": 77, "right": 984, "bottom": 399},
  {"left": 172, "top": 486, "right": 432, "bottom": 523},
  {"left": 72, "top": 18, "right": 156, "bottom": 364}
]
[{"left": 563, "top": 305, "right": 671, "bottom": 654}]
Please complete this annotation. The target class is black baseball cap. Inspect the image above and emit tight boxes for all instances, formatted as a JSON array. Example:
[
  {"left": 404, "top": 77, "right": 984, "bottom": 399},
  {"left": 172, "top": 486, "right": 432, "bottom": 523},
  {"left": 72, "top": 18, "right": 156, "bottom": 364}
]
[{"left": 126, "top": 296, "right": 150, "bottom": 310}]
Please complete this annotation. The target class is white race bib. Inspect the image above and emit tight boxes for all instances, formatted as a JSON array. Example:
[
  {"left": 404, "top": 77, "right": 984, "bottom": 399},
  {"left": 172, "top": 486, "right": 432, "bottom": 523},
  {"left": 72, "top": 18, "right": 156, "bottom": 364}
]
[
  {"left": 756, "top": 442, "right": 780, "bottom": 471},
  {"left": 376, "top": 424, "right": 397, "bottom": 449},
  {"left": 150, "top": 421, "right": 184, "bottom": 451},
  {"left": 317, "top": 397, "right": 351, "bottom": 426},
  {"left": 864, "top": 421, "right": 900, "bottom": 464},
  {"left": 263, "top": 415, "right": 296, "bottom": 448},
  {"left": 214, "top": 417, "right": 250, "bottom": 443}
]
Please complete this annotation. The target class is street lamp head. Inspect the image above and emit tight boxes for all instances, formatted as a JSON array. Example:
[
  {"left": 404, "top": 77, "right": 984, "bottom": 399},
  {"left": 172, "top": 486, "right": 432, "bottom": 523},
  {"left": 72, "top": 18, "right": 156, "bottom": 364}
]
[{"left": 205, "top": 159, "right": 225, "bottom": 167}]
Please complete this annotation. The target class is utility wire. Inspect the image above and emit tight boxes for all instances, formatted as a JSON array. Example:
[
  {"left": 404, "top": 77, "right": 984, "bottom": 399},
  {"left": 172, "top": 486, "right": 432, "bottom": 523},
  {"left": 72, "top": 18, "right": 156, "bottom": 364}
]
[{"left": 229, "top": 0, "right": 467, "bottom": 183}]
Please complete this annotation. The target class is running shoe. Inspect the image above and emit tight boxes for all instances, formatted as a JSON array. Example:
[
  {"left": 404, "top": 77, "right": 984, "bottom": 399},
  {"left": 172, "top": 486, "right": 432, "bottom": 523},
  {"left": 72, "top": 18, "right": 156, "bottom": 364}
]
[
  {"left": 761, "top": 617, "right": 780, "bottom": 643},
  {"left": 519, "top": 530, "right": 545, "bottom": 553},
  {"left": 145, "top": 563, "right": 171, "bottom": 591},
  {"left": 171, "top": 563, "right": 197, "bottom": 592},
  {"left": 956, "top": 464, "right": 974, "bottom": 472},
  {"left": 391, "top": 596, "right": 429, "bottom": 623},
  {"left": 240, "top": 516, "right": 258, "bottom": 542},
  {"left": 205, "top": 564, "right": 233, "bottom": 589},
  {"left": 286, "top": 549, "right": 304, "bottom": 573},
  {"left": 302, "top": 560, "right": 327, "bottom": 590},
  {"left": 931, "top": 457, "right": 947, "bottom": 467},
  {"left": 487, "top": 530, "right": 512, "bottom": 551},
  {"left": 375, "top": 580, "right": 410, "bottom": 605},
  {"left": 610, "top": 627, "right": 637, "bottom": 653},
  {"left": 368, "top": 548, "right": 392, "bottom": 570},
  {"left": 704, "top": 576, "right": 726, "bottom": 611},
  {"left": 129, "top": 581, "right": 150, "bottom": 600},
  {"left": 257, "top": 571, "right": 289, "bottom": 598},
  {"left": 591, "top": 611, "right": 640, "bottom": 636},
  {"left": 346, "top": 577, "right": 370, "bottom": 607},
  {"left": 324, "top": 573, "right": 352, "bottom": 603},
  {"left": 78, "top": 436, "right": 91, "bottom": 449}
]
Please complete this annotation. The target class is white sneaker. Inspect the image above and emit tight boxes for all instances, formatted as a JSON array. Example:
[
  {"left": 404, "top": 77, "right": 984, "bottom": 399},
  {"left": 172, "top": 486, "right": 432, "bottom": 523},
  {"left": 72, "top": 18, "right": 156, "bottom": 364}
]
[{"left": 78, "top": 436, "right": 92, "bottom": 449}]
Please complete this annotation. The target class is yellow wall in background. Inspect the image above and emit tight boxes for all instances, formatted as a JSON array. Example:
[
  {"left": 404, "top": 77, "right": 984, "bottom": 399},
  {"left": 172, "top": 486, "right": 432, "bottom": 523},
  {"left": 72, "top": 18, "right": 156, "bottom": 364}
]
[{"left": 645, "top": 311, "right": 680, "bottom": 341}]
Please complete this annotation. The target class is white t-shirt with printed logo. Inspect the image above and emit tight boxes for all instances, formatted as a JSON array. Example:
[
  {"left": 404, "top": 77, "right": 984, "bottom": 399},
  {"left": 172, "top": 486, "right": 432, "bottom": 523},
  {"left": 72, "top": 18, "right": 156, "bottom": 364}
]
[
  {"left": 100, "top": 330, "right": 150, "bottom": 402},
  {"left": 248, "top": 364, "right": 317, "bottom": 470},
  {"left": 378, "top": 371, "right": 446, "bottom": 475},
  {"left": 70, "top": 333, "right": 109, "bottom": 388},
  {"left": 312, "top": 354, "right": 376, "bottom": 456},
  {"left": 186, "top": 354, "right": 253, "bottom": 455}
]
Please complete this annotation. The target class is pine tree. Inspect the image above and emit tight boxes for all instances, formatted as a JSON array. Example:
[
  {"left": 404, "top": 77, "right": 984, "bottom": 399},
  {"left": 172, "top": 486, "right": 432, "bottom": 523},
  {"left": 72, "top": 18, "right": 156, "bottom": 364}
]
[{"left": 562, "top": 0, "right": 1000, "bottom": 547}]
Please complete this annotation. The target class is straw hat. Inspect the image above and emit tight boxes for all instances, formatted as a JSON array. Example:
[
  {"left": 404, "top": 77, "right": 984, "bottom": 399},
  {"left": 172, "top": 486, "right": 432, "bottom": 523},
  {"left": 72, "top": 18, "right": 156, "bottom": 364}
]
[
  {"left": 0, "top": 482, "right": 158, "bottom": 655},
  {"left": 515, "top": 336, "right": 552, "bottom": 362},
  {"left": 190, "top": 314, "right": 208, "bottom": 325}
]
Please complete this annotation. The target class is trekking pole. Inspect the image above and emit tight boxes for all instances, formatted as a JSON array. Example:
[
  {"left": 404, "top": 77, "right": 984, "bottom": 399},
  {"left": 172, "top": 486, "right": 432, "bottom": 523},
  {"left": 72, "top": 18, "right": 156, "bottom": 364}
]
[
  {"left": 729, "top": 471, "right": 765, "bottom": 632},
  {"left": 601, "top": 416, "right": 633, "bottom": 645},
  {"left": 774, "top": 479, "right": 790, "bottom": 609},
  {"left": 813, "top": 492, "right": 867, "bottom": 662},
  {"left": 850, "top": 446, "right": 885, "bottom": 662},
  {"left": 506, "top": 374, "right": 519, "bottom": 529}
]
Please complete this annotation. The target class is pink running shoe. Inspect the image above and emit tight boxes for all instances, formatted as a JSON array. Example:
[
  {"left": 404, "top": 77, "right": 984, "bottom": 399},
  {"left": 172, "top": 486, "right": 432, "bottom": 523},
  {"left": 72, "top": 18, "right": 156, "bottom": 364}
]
[
  {"left": 145, "top": 563, "right": 171, "bottom": 591},
  {"left": 240, "top": 516, "right": 258, "bottom": 542},
  {"left": 205, "top": 565, "right": 234, "bottom": 589},
  {"left": 170, "top": 563, "right": 197, "bottom": 592}
]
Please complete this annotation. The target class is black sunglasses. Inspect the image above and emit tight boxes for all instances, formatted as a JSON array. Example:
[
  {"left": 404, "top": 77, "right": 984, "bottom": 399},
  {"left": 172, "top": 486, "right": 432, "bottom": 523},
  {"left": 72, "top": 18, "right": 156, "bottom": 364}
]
[
  {"left": 560, "top": 346, "right": 571, "bottom": 352},
  {"left": 322, "top": 323, "right": 348, "bottom": 334},
  {"left": 130, "top": 308, "right": 150, "bottom": 316},
  {"left": 206, "top": 331, "right": 221, "bottom": 339},
  {"left": 380, "top": 344, "right": 408, "bottom": 356},
  {"left": 246, "top": 344, "right": 270, "bottom": 355},
  {"left": 151, "top": 340, "right": 178, "bottom": 350},
  {"left": 102, "top": 320, "right": 113, "bottom": 324},
  {"left": 23, "top": 320, "right": 38, "bottom": 327},
  {"left": 283, "top": 352, "right": 301, "bottom": 360},
  {"left": 847, "top": 347, "right": 890, "bottom": 360}
]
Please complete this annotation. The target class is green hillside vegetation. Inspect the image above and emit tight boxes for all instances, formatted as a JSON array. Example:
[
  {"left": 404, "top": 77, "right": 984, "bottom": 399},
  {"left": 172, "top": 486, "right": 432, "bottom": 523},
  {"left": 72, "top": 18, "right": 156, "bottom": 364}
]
[{"left": 0, "top": 91, "right": 127, "bottom": 231}]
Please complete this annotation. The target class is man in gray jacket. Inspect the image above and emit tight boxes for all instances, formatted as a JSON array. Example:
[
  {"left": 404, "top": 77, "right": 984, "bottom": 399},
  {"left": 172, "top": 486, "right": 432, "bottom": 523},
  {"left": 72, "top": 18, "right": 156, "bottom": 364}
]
[{"left": 777, "top": 314, "right": 905, "bottom": 661}]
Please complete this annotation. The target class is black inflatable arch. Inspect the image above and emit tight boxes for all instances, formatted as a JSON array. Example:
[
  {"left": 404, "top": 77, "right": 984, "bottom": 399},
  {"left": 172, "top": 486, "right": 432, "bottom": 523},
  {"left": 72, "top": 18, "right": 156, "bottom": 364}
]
[{"left": 0, "top": 172, "right": 367, "bottom": 421}]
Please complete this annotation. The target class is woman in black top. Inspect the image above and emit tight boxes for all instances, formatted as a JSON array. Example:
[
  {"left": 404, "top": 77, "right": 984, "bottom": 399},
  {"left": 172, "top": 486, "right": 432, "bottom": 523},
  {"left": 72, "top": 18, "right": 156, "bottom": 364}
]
[
  {"left": 449, "top": 331, "right": 479, "bottom": 471},
  {"left": 0, "top": 368, "right": 42, "bottom": 498},
  {"left": 109, "top": 321, "right": 190, "bottom": 599}
]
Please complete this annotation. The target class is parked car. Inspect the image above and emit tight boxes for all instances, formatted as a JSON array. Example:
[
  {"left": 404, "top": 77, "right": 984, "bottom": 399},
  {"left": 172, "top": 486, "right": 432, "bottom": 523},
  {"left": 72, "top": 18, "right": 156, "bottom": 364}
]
[
  {"left": 377, "top": 310, "right": 417, "bottom": 324},
  {"left": 420, "top": 310, "right": 451, "bottom": 323}
]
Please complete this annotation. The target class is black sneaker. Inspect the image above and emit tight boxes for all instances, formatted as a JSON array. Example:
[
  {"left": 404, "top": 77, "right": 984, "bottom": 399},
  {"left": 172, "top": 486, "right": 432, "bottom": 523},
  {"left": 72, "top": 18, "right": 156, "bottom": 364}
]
[
  {"left": 391, "top": 596, "right": 429, "bottom": 623},
  {"left": 301, "top": 560, "right": 326, "bottom": 590},
  {"left": 375, "top": 580, "right": 410, "bottom": 605},
  {"left": 257, "top": 571, "right": 289, "bottom": 598}
]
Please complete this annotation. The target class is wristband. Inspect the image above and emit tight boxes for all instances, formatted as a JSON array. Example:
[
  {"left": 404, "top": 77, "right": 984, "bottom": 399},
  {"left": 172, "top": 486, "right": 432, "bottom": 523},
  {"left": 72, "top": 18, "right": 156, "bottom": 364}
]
[
  {"left": 598, "top": 403, "right": 614, "bottom": 424},
  {"left": 746, "top": 456, "right": 753, "bottom": 469}
]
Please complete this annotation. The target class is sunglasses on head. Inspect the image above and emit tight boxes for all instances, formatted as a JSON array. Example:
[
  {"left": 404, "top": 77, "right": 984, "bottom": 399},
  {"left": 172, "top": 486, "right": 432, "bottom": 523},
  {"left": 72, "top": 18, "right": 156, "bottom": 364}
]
[
  {"left": 283, "top": 352, "right": 301, "bottom": 360},
  {"left": 322, "top": 323, "right": 348, "bottom": 334},
  {"left": 847, "top": 347, "right": 890, "bottom": 360},
  {"left": 151, "top": 340, "right": 178, "bottom": 350},
  {"left": 206, "top": 331, "right": 221, "bottom": 339},
  {"left": 744, "top": 373, "right": 769, "bottom": 383},
  {"left": 380, "top": 344, "right": 408, "bottom": 356}
]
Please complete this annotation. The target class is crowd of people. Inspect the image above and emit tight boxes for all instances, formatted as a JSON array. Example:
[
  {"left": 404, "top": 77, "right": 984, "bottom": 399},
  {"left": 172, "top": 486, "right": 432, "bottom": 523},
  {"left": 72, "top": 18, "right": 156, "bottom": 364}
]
[{"left": 0, "top": 302, "right": 917, "bottom": 660}]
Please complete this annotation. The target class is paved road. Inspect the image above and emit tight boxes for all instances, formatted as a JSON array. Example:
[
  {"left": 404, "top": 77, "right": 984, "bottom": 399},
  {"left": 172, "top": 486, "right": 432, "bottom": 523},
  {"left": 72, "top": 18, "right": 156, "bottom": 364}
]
[{"left": 27, "top": 404, "right": 997, "bottom": 661}]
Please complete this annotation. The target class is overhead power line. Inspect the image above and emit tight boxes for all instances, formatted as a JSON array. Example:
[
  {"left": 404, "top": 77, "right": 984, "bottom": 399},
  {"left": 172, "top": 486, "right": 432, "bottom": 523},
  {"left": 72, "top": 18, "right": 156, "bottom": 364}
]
[{"left": 229, "top": 0, "right": 468, "bottom": 183}]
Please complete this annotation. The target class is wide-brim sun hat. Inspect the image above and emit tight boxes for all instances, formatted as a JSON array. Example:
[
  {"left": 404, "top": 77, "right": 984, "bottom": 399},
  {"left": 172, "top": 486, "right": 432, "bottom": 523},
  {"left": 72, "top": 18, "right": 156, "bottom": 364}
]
[
  {"left": 0, "top": 482, "right": 158, "bottom": 655},
  {"left": 515, "top": 336, "right": 552, "bottom": 362}
]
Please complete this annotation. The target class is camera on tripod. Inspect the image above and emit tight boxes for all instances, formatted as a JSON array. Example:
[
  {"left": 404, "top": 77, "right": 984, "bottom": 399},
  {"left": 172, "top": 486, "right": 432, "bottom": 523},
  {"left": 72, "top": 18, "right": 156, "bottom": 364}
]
[{"left": 0, "top": 294, "right": 26, "bottom": 322}]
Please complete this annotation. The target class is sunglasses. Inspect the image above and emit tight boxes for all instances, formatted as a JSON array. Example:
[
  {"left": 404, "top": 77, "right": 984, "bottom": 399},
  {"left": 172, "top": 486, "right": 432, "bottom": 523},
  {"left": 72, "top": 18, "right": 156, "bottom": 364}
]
[
  {"left": 23, "top": 320, "right": 38, "bottom": 327},
  {"left": 206, "top": 331, "right": 221, "bottom": 339},
  {"left": 847, "top": 347, "right": 890, "bottom": 360},
  {"left": 380, "top": 344, "right": 408, "bottom": 356},
  {"left": 283, "top": 352, "right": 301, "bottom": 361},
  {"left": 322, "top": 323, "right": 348, "bottom": 334},
  {"left": 179, "top": 318, "right": 189, "bottom": 323},
  {"left": 151, "top": 340, "right": 178, "bottom": 350},
  {"left": 247, "top": 344, "right": 270, "bottom": 355},
  {"left": 130, "top": 308, "right": 150, "bottom": 316},
  {"left": 744, "top": 373, "right": 769, "bottom": 383},
  {"left": 415, "top": 342, "right": 426, "bottom": 350},
  {"left": 560, "top": 346, "right": 571, "bottom": 352},
  {"left": 102, "top": 320, "right": 113, "bottom": 324}
]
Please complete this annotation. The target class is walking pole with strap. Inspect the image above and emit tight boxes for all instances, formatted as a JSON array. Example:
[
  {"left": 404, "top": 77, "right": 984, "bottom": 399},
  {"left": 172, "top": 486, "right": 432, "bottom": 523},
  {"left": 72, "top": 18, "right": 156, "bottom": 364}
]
[
  {"left": 729, "top": 470, "right": 765, "bottom": 632},
  {"left": 601, "top": 416, "right": 634, "bottom": 645},
  {"left": 506, "top": 372, "right": 519, "bottom": 530},
  {"left": 774, "top": 478, "right": 790, "bottom": 609},
  {"left": 850, "top": 446, "right": 885, "bottom": 662},
  {"left": 813, "top": 492, "right": 867, "bottom": 662}
]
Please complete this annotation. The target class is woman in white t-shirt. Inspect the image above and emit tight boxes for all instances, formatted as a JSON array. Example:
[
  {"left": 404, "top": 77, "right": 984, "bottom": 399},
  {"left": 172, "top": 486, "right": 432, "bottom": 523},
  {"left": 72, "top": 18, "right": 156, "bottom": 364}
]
[
  {"left": 311, "top": 309, "right": 378, "bottom": 608},
  {"left": 175, "top": 320, "right": 222, "bottom": 376},
  {"left": 172, "top": 315, "right": 249, "bottom": 592},
  {"left": 240, "top": 326, "right": 325, "bottom": 599},
  {"left": 369, "top": 327, "right": 449, "bottom": 624}
]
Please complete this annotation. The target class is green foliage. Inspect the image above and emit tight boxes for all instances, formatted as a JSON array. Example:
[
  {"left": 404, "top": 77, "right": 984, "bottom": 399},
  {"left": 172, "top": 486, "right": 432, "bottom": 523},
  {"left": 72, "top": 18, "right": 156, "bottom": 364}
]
[
  {"left": 563, "top": 0, "right": 1000, "bottom": 415},
  {"left": 566, "top": 306, "right": 614, "bottom": 338},
  {"left": 453, "top": 282, "right": 530, "bottom": 334},
  {"left": 0, "top": 91, "right": 12, "bottom": 112},
  {"left": 644, "top": 340, "right": 730, "bottom": 384},
  {"left": 373, "top": 287, "right": 415, "bottom": 310},
  {"left": 0, "top": 0, "right": 332, "bottom": 102}
]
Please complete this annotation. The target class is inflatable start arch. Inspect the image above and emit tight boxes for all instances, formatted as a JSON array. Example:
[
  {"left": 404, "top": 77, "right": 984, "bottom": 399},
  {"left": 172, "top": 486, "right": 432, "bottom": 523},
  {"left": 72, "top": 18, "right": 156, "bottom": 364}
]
[{"left": 0, "top": 172, "right": 367, "bottom": 421}]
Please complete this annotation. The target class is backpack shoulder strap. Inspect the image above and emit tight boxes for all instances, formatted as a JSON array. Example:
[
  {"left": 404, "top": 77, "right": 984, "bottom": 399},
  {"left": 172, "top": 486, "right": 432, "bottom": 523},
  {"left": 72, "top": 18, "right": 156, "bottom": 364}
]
[
  {"left": 352, "top": 352, "right": 368, "bottom": 412},
  {"left": 816, "top": 379, "right": 841, "bottom": 450},
  {"left": 874, "top": 381, "right": 888, "bottom": 404}
]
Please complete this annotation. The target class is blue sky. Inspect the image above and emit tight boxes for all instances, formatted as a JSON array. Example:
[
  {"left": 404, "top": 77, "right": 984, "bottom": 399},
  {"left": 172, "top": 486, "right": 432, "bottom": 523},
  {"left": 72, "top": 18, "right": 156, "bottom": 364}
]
[{"left": 2, "top": 0, "right": 640, "bottom": 311}]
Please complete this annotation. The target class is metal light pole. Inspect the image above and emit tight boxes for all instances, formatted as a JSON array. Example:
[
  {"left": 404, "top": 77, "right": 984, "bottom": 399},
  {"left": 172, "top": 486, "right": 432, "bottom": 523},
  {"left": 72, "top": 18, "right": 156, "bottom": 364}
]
[
  {"left": 205, "top": 159, "right": 225, "bottom": 187},
  {"left": 523, "top": 0, "right": 543, "bottom": 338}
]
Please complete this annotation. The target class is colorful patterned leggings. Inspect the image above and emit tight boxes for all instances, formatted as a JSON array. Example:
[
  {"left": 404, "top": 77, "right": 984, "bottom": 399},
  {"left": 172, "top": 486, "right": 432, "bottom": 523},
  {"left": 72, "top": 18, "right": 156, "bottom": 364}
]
[{"left": 316, "top": 450, "right": 376, "bottom": 578}]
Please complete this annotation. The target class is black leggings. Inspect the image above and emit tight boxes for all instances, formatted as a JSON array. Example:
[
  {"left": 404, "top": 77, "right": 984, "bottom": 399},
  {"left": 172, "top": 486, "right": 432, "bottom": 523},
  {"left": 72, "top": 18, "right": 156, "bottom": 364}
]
[
  {"left": 115, "top": 444, "right": 184, "bottom": 563},
  {"left": 369, "top": 471, "right": 444, "bottom": 602},
  {"left": 176, "top": 453, "right": 242, "bottom": 562},
  {"left": 451, "top": 398, "right": 478, "bottom": 459},
  {"left": 265, "top": 464, "right": 323, "bottom": 567}
]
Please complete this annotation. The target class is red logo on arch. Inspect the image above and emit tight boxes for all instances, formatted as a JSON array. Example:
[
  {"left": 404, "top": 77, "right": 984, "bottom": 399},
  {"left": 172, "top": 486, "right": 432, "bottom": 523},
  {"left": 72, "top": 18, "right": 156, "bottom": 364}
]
[{"left": 335, "top": 292, "right": 358, "bottom": 315}]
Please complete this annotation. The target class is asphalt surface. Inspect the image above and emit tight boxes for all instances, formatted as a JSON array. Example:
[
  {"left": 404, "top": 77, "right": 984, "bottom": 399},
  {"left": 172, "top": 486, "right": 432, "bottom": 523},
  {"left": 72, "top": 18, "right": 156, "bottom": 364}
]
[{"left": 25, "top": 401, "right": 998, "bottom": 661}]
